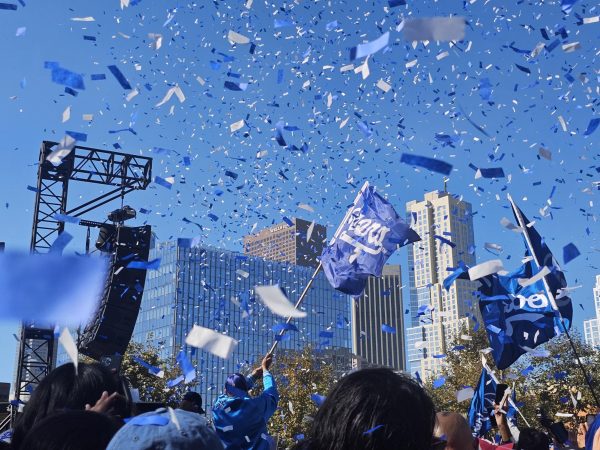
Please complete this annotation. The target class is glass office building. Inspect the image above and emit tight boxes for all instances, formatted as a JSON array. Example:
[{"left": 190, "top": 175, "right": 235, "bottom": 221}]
[{"left": 132, "top": 239, "right": 351, "bottom": 407}]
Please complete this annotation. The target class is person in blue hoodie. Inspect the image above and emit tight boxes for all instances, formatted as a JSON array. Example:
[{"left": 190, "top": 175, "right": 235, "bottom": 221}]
[{"left": 212, "top": 354, "right": 278, "bottom": 450}]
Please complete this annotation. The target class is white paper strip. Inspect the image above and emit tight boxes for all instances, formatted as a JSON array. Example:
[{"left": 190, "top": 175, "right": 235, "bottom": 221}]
[
  {"left": 518, "top": 266, "right": 551, "bottom": 287},
  {"left": 230, "top": 119, "right": 245, "bottom": 132},
  {"left": 62, "top": 106, "right": 71, "bottom": 123},
  {"left": 185, "top": 325, "right": 238, "bottom": 359},
  {"left": 456, "top": 387, "right": 474, "bottom": 403},
  {"left": 59, "top": 328, "right": 79, "bottom": 374},
  {"left": 228, "top": 30, "right": 250, "bottom": 45},
  {"left": 377, "top": 79, "right": 391, "bottom": 93},
  {"left": 306, "top": 221, "right": 315, "bottom": 243},
  {"left": 468, "top": 260, "right": 504, "bottom": 281},
  {"left": 255, "top": 285, "right": 307, "bottom": 318}
]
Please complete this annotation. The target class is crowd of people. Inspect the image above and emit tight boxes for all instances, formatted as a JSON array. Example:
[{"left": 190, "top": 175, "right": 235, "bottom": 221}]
[{"left": 2, "top": 354, "right": 599, "bottom": 450}]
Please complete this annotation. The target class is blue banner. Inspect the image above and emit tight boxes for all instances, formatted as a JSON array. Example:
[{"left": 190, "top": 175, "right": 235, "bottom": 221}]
[
  {"left": 468, "top": 367, "right": 496, "bottom": 437},
  {"left": 320, "top": 186, "right": 420, "bottom": 296}
]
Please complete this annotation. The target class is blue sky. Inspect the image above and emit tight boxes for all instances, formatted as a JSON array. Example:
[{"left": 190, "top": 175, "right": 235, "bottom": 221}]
[{"left": 0, "top": 0, "right": 598, "bottom": 386}]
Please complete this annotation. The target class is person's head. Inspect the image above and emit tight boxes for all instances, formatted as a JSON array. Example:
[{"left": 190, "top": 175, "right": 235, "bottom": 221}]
[
  {"left": 19, "top": 410, "right": 120, "bottom": 450},
  {"left": 11, "top": 362, "right": 127, "bottom": 450},
  {"left": 299, "top": 368, "right": 436, "bottom": 450},
  {"left": 515, "top": 428, "right": 549, "bottom": 450},
  {"left": 434, "top": 412, "right": 478, "bottom": 450},
  {"left": 107, "top": 408, "right": 223, "bottom": 450},
  {"left": 180, "top": 391, "right": 205, "bottom": 414},
  {"left": 224, "top": 373, "right": 251, "bottom": 396}
]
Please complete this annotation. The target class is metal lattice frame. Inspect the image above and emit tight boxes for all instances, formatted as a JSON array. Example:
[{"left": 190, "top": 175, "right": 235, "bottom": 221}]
[{"left": 13, "top": 141, "right": 152, "bottom": 413}]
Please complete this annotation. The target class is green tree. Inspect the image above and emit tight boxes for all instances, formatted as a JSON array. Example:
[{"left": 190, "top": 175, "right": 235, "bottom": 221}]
[
  {"left": 120, "top": 342, "right": 193, "bottom": 406},
  {"left": 425, "top": 326, "right": 497, "bottom": 414},
  {"left": 512, "top": 330, "right": 600, "bottom": 425},
  {"left": 267, "top": 346, "right": 334, "bottom": 449}
]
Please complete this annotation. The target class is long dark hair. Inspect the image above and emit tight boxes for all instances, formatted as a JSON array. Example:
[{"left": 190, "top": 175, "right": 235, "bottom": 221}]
[
  {"left": 11, "top": 362, "right": 121, "bottom": 450},
  {"left": 19, "top": 410, "right": 120, "bottom": 450},
  {"left": 295, "top": 368, "right": 436, "bottom": 450}
]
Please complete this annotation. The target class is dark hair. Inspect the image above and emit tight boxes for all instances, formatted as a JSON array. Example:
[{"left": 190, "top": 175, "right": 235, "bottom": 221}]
[
  {"left": 516, "top": 428, "right": 550, "bottom": 450},
  {"left": 296, "top": 368, "right": 436, "bottom": 450},
  {"left": 19, "top": 410, "right": 120, "bottom": 450},
  {"left": 11, "top": 362, "right": 123, "bottom": 450}
]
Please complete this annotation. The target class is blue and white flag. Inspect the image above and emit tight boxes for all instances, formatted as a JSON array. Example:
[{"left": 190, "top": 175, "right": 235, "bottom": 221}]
[
  {"left": 468, "top": 367, "right": 496, "bottom": 437},
  {"left": 444, "top": 200, "right": 572, "bottom": 370},
  {"left": 320, "top": 185, "right": 420, "bottom": 296},
  {"left": 476, "top": 257, "right": 567, "bottom": 369}
]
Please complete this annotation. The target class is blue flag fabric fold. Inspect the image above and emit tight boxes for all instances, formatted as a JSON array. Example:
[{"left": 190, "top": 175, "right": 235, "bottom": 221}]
[
  {"left": 320, "top": 186, "right": 420, "bottom": 296},
  {"left": 468, "top": 367, "right": 496, "bottom": 437}
]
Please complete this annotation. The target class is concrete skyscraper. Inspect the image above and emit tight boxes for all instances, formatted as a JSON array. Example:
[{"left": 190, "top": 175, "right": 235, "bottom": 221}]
[
  {"left": 583, "top": 275, "right": 600, "bottom": 348},
  {"left": 351, "top": 265, "right": 405, "bottom": 370},
  {"left": 243, "top": 218, "right": 326, "bottom": 269},
  {"left": 405, "top": 190, "right": 479, "bottom": 379}
]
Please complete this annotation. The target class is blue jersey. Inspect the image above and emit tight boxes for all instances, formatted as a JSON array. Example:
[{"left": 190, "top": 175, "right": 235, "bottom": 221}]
[{"left": 212, "top": 371, "right": 278, "bottom": 450}]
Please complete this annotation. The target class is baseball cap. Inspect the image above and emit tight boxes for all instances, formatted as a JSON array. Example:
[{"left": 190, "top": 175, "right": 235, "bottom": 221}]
[
  {"left": 107, "top": 408, "right": 223, "bottom": 450},
  {"left": 182, "top": 391, "right": 205, "bottom": 414}
]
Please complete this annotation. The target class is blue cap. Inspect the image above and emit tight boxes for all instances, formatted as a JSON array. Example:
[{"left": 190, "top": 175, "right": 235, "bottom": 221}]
[
  {"left": 225, "top": 373, "right": 255, "bottom": 395},
  {"left": 107, "top": 408, "right": 223, "bottom": 450}
]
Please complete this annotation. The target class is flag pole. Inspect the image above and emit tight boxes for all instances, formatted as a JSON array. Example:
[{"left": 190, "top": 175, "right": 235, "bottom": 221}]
[
  {"left": 267, "top": 181, "right": 370, "bottom": 356},
  {"left": 507, "top": 194, "right": 600, "bottom": 408}
]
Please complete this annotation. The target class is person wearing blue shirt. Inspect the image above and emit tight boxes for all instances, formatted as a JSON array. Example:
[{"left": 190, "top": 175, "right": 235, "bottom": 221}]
[{"left": 212, "top": 354, "right": 278, "bottom": 450}]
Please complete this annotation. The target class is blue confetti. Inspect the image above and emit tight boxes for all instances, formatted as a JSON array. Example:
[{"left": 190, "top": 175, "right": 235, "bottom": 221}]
[
  {"left": 363, "top": 425, "right": 384, "bottom": 435},
  {"left": 400, "top": 154, "right": 453, "bottom": 175},
  {"left": 274, "top": 19, "right": 294, "bottom": 28},
  {"left": 310, "top": 393, "right": 326, "bottom": 407},
  {"left": 0, "top": 3, "right": 17, "bottom": 10},
  {"left": 433, "top": 377, "right": 446, "bottom": 388},
  {"left": 127, "top": 258, "right": 161, "bottom": 270},
  {"left": 50, "top": 66, "right": 85, "bottom": 90},
  {"left": 562, "top": 243, "right": 580, "bottom": 264},
  {"left": 65, "top": 131, "right": 87, "bottom": 142},
  {"left": 125, "top": 414, "right": 169, "bottom": 426},
  {"left": 107, "top": 65, "right": 132, "bottom": 90},
  {"left": 381, "top": 324, "right": 396, "bottom": 334},
  {"left": 583, "top": 118, "right": 600, "bottom": 136},
  {"left": 350, "top": 32, "right": 389, "bottom": 60},
  {"left": 272, "top": 323, "right": 299, "bottom": 333}
]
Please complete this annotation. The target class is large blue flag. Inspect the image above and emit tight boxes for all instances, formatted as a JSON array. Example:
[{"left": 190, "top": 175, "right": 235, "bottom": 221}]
[
  {"left": 444, "top": 201, "right": 572, "bottom": 370},
  {"left": 468, "top": 367, "right": 496, "bottom": 437},
  {"left": 476, "top": 257, "right": 568, "bottom": 369},
  {"left": 320, "top": 185, "right": 420, "bottom": 296}
]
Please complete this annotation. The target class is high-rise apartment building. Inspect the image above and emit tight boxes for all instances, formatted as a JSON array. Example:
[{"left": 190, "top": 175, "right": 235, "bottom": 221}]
[
  {"left": 584, "top": 275, "right": 600, "bottom": 348},
  {"left": 132, "top": 239, "right": 351, "bottom": 407},
  {"left": 405, "top": 190, "right": 478, "bottom": 379},
  {"left": 351, "top": 265, "right": 405, "bottom": 370},
  {"left": 243, "top": 218, "right": 326, "bottom": 268}
]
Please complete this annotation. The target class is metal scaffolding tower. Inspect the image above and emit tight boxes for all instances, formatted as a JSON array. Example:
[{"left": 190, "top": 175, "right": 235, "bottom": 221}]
[{"left": 13, "top": 141, "right": 152, "bottom": 412}]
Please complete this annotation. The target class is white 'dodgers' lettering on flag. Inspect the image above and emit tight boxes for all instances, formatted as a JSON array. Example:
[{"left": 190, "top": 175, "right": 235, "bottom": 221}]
[{"left": 339, "top": 208, "right": 391, "bottom": 262}]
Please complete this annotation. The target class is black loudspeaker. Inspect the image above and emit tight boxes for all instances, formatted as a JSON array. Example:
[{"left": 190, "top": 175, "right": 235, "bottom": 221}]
[{"left": 80, "top": 225, "right": 152, "bottom": 360}]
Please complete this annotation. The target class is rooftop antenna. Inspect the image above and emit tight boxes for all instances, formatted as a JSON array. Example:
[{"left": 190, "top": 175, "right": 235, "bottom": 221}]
[{"left": 443, "top": 177, "right": 448, "bottom": 193}]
